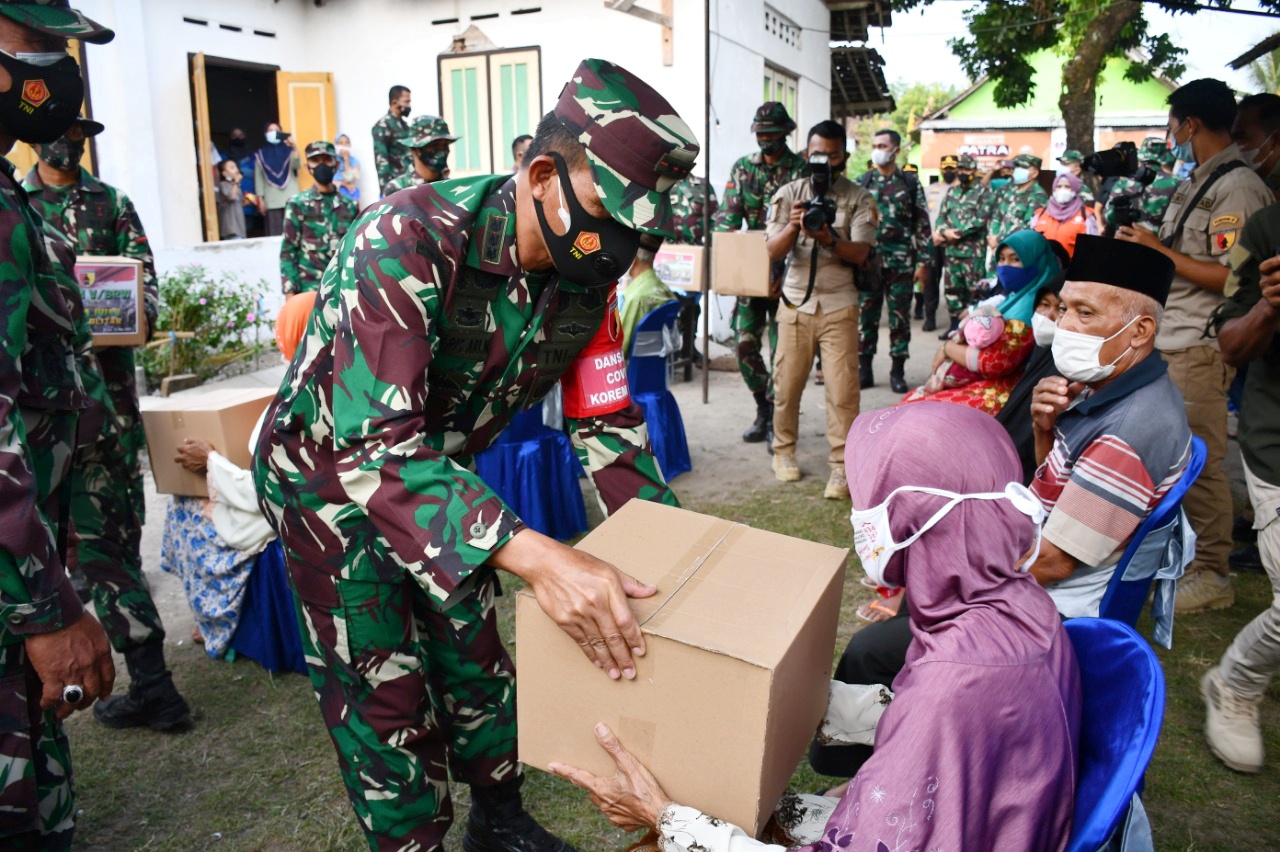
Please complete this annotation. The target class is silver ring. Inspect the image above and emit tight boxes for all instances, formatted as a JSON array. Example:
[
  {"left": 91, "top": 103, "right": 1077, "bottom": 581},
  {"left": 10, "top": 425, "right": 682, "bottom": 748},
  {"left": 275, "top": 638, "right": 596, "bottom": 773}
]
[{"left": 61, "top": 684, "right": 84, "bottom": 704}]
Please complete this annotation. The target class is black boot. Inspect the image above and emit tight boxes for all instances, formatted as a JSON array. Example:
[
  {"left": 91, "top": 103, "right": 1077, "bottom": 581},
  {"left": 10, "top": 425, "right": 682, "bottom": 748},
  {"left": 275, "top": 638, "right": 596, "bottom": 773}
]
[
  {"left": 93, "top": 640, "right": 192, "bottom": 732},
  {"left": 938, "top": 316, "right": 959, "bottom": 340},
  {"left": 912, "top": 292, "right": 924, "bottom": 320},
  {"left": 859, "top": 354, "right": 875, "bottom": 390},
  {"left": 889, "top": 356, "right": 909, "bottom": 394},
  {"left": 742, "top": 392, "right": 771, "bottom": 443},
  {"left": 921, "top": 312, "right": 937, "bottom": 332},
  {"left": 464, "top": 776, "right": 577, "bottom": 852}
]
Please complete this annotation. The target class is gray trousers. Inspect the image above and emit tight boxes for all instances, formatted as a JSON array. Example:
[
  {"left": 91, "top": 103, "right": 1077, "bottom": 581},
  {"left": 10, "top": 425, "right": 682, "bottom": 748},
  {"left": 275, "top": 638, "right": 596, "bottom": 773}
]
[{"left": 1220, "top": 459, "right": 1280, "bottom": 699}]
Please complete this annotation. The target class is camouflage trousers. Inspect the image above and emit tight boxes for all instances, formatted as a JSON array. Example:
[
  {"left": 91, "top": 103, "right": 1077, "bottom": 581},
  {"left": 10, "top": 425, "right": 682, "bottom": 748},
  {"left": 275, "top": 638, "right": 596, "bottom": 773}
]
[
  {"left": 858, "top": 268, "right": 915, "bottom": 359},
  {"left": 942, "top": 254, "right": 985, "bottom": 320},
  {"left": 732, "top": 296, "right": 778, "bottom": 400},
  {"left": 288, "top": 565, "right": 518, "bottom": 852},
  {"left": 0, "top": 644, "right": 76, "bottom": 851},
  {"left": 72, "top": 347, "right": 163, "bottom": 653}
]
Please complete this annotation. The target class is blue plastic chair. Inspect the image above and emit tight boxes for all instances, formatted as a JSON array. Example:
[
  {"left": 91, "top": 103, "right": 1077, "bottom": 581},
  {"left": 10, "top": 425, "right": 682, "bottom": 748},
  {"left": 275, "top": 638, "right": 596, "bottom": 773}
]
[
  {"left": 626, "top": 300, "right": 691, "bottom": 480},
  {"left": 1064, "top": 618, "right": 1166, "bottom": 852},
  {"left": 1097, "top": 435, "right": 1206, "bottom": 630},
  {"left": 474, "top": 406, "right": 589, "bottom": 541},
  {"left": 227, "top": 540, "right": 307, "bottom": 675}
]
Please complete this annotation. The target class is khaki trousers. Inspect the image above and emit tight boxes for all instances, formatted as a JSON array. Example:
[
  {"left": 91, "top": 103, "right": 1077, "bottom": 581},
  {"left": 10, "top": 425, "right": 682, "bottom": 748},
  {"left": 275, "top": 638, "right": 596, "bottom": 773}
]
[
  {"left": 1162, "top": 345, "right": 1235, "bottom": 578},
  {"left": 771, "top": 302, "right": 860, "bottom": 466},
  {"left": 1220, "top": 460, "right": 1280, "bottom": 699}
]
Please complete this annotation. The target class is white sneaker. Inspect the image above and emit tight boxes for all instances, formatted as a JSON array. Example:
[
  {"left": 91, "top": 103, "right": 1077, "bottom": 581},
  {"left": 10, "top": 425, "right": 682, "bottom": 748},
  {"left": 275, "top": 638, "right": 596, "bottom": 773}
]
[
  {"left": 1201, "top": 665, "right": 1264, "bottom": 774},
  {"left": 1175, "top": 571, "right": 1235, "bottom": 614},
  {"left": 773, "top": 453, "right": 801, "bottom": 482},
  {"left": 824, "top": 464, "right": 848, "bottom": 500}
]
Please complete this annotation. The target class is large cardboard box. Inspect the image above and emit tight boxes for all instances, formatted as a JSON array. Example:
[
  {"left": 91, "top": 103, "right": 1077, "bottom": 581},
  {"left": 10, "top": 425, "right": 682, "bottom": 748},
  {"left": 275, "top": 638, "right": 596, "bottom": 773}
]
[
  {"left": 75, "top": 256, "right": 146, "bottom": 347},
  {"left": 140, "top": 387, "right": 277, "bottom": 497},
  {"left": 653, "top": 244, "right": 705, "bottom": 292},
  {"left": 711, "top": 230, "right": 772, "bottom": 297},
  {"left": 516, "top": 500, "right": 847, "bottom": 835}
]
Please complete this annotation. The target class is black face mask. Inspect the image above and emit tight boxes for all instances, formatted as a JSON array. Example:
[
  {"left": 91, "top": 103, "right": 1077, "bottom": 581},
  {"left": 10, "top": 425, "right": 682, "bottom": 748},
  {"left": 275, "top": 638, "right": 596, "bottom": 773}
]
[
  {"left": 758, "top": 137, "right": 786, "bottom": 157},
  {"left": 422, "top": 149, "right": 449, "bottom": 174},
  {"left": 229, "top": 137, "right": 248, "bottom": 154},
  {"left": 0, "top": 51, "right": 85, "bottom": 145},
  {"left": 400, "top": 105, "right": 412, "bottom": 119},
  {"left": 533, "top": 152, "right": 641, "bottom": 289},
  {"left": 958, "top": 172, "right": 973, "bottom": 187},
  {"left": 37, "top": 135, "right": 84, "bottom": 171},
  {"left": 311, "top": 163, "right": 336, "bottom": 185},
  {"left": 942, "top": 169, "right": 957, "bottom": 184}
]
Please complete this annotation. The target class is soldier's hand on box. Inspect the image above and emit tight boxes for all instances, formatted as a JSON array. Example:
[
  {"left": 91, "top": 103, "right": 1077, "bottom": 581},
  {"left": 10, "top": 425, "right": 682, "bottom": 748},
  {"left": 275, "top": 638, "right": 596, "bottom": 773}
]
[
  {"left": 25, "top": 614, "right": 115, "bottom": 720},
  {"left": 550, "top": 723, "right": 672, "bottom": 831}
]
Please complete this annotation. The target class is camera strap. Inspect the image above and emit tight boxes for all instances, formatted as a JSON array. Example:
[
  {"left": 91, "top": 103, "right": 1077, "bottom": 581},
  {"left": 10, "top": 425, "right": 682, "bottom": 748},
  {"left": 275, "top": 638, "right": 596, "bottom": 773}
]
[
  {"left": 1160, "top": 160, "right": 1247, "bottom": 248},
  {"left": 781, "top": 242, "right": 822, "bottom": 309}
]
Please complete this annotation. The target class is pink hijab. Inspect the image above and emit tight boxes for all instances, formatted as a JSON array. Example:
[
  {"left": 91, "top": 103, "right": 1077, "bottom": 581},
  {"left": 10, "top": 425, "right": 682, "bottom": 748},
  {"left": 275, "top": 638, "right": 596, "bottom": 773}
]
[
  {"left": 796, "top": 402, "right": 1081, "bottom": 852},
  {"left": 1045, "top": 170, "right": 1084, "bottom": 221}
]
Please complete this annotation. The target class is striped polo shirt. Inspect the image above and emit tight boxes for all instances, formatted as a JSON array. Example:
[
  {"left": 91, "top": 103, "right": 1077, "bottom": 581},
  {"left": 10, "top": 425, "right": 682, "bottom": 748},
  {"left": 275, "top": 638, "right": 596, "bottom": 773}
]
[{"left": 1031, "top": 352, "right": 1192, "bottom": 617}]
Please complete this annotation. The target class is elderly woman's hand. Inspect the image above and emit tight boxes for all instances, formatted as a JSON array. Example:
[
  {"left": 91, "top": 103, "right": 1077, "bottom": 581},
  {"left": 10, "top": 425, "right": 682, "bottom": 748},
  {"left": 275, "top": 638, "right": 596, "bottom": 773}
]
[
  {"left": 549, "top": 723, "right": 673, "bottom": 831},
  {"left": 175, "top": 438, "right": 215, "bottom": 474}
]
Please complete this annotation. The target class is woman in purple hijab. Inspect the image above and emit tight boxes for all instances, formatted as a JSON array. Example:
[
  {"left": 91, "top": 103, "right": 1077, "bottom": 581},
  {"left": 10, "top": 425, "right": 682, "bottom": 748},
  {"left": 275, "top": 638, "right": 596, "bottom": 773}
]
[{"left": 552, "top": 402, "right": 1082, "bottom": 852}]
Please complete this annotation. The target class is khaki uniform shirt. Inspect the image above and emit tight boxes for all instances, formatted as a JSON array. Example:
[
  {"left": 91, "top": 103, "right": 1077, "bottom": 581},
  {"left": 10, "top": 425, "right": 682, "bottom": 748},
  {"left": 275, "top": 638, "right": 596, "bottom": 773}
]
[
  {"left": 1157, "top": 143, "right": 1272, "bottom": 351},
  {"left": 766, "top": 176, "right": 878, "bottom": 315}
]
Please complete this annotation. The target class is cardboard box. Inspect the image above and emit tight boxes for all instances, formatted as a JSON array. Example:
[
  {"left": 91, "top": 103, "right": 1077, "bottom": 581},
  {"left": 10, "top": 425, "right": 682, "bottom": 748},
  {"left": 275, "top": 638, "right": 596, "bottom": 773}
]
[
  {"left": 516, "top": 500, "right": 847, "bottom": 835},
  {"left": 711, "top": 230, "right": 772, "bottom": 297},
  {"left": 653, "top": 244, "right": 705, "bottom": 292},
  {"left": 140, "top": 387, "right": 277, "bottom": 497},
  {"left": 75, "top": 256, "right": 146, "bottom": 347}
]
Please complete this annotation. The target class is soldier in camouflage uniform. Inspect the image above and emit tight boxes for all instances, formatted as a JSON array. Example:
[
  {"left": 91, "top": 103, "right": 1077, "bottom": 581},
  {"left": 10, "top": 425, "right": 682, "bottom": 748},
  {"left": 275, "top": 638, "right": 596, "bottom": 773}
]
[
  {"left": 24, "top": 117, "right": 192, "bottom": 733},
  {"left": 382, "top": 115, "right": 460, "bottom": 193},
  {"left": 714, "top": 102, "right": 806, "bottom": 444},
  {"left": 279, "top": 140, "right": 359, "bottom": 294},
  {"left": 856, "top": 128, "right": 931, "bottom": 393},
  {"left": 668, "top": 173, "right": 716, "bottom": 245},
  {"left": 254, "top": 58, "right": 697, "bottom": 852},
  {"left": 371, "top": 83, "right": 413, "bottom": 195},
  {"left": 0, "top": 3, "right": 119, "bottom": 848},
  {"left": 1103, "top": 139, "right": 1180, "bottom": 234},
  {"left": 984, "top": 153, "right": 1048, "bottom": 272},
  {"left": 933, "top": 154, "right": 989, "bottom": 336}
]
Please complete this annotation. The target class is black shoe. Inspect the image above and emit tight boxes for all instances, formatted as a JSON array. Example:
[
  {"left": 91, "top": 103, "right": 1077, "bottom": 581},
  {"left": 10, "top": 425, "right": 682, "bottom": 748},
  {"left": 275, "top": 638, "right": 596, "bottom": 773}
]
[
  {"left": 93, "top": 641, "right": 192, "bottom": 732},
  {"left": 938, "top": 317, "right": 959, "bottom": 340},
  {"left": 912, "top": 293, "right": 924, "bottom": 320},
  {"left": 742, "top": 394, "right": 771, "bottom": 443},
  {"left": 859, "top": 354, "right": 875, "bottom": 390},
  {"left": 889, "top": 356, "right": 908, "bottom": 394},
  {"left": 464, "top": 777, "right": 577, "bottom": 852},
  {"left": 766, "top": 421, "right": 774, "bottom": 455},
  {"left": 1233, "top": 516, "right": 1258, "bottom": 544},
  {"left": 1229, "top": 544, "right": 1266, "bottom": 574},
  {"left": 921, "top": 314, "right": 937, "bottom": 332}
]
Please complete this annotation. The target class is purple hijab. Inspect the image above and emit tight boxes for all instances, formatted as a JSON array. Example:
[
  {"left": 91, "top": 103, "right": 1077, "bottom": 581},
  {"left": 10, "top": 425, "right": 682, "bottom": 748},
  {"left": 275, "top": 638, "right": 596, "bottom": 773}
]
[
  {"left": 1045, "top": 171, "right": 1084, "bottom": 221},
  {"left": 797, "top": 402, "right": 1081, "bottom": 852}
]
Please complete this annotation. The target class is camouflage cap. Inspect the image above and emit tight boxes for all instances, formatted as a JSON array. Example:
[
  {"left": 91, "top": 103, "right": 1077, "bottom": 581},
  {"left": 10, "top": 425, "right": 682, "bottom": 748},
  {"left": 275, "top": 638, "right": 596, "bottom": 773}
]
[
  {"left": 1012, "top": 153, "right": 1042, "bottom": 169},
  {"left": 553, "top": 58, "right": 700, "bottom": 237},
  {"left": 1139, "top": 137, "right": 1172, "bottom": 166},
  {"left": 750, "top": 101, "right": 796, "bottom": 135},
  {"left": 1058, "top": 149, "right": 1084, "bottom": 164},
  {"left": 957, "top": 154, "right": 978, "bottom": 170},
  {"left": 0, "top": 0, "right": 113, "bottom": 44},
  {"left": 304, "top": 140, "right": 337, "bottom": 159},
  {"left": 939, "top": 154, "right": 959, "bottom": 169},
  {"left": 407, "top": 115, "right": 458, "bottom": 148}
]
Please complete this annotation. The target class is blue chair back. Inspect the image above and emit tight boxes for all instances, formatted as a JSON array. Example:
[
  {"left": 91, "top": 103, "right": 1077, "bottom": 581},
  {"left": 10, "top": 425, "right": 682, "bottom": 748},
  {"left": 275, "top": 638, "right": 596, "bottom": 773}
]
[
  {"left": 627, "top": 300, "right": 682, "bottom": 396},
  {"left": 1064, "top": 618, "right": 1166, "bottom": 852},
  {"left": 1097, "top": 435, "right": 1206, "bottom": 627},
  {"left": 495, "top": 405, "right": 547, "bottom": 444}
]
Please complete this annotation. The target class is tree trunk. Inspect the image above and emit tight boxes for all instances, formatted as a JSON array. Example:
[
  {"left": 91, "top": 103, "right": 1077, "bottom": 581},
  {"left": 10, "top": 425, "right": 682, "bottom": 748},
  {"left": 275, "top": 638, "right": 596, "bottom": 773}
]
[{"left": 1059, "top": 0, "right": 1142, "bottom": 155}]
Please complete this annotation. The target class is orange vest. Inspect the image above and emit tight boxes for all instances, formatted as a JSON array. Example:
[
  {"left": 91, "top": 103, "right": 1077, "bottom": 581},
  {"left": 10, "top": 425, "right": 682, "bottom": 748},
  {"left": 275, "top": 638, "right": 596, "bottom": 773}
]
[{"left": 1032, "top": 207, "right": 1095, "bottom": 257}]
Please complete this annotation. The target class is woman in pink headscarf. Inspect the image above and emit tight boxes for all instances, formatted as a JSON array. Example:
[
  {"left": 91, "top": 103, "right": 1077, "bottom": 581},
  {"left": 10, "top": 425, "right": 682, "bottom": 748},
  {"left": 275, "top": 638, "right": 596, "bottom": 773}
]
[
  {"left": 1030, "top": 171, "right": 1099, "bottom": 257},
  {"left": 552, "top": 402, "right": 1082, "bottom": 852}
]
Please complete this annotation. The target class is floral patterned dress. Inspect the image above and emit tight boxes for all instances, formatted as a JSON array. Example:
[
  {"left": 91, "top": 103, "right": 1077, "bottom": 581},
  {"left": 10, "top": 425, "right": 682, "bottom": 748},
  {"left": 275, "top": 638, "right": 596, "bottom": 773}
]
[{"left": 900, "top": 319, "right": 1035, "bottom": 415}]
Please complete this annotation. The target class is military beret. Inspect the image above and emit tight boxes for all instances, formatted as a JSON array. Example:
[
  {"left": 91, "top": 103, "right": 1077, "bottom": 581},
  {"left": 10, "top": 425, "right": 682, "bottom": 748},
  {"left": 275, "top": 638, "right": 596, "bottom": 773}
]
[
  {"left": 304, "top": 140, "right": 337, "bottom": 159},
  {"left": 1013, "top": 153, "right": 1042, "bottom": 169},
  {"left": 750, "top": 101, "right": 796, "bottom": 135},
  {"left": 1066, "top": 234, "right": 1174, "bottom": 307},
  {"left": 407, "top": 116, "right": 458, "bottom": 149},
  {"left": 0, "top": 0, "right": 112, "bottom": 43},
  {"left": 1058, "top": 149, "right": 1084, "bottom": 164},
  {"left": 939, "top": 154, "right": 959, "bottom": 169},
  {"left": 957, "top": 154, "right": 978, "bottom": 170},
  {"left": 553, "top": 58, "right": 700, "bottom": 238}
]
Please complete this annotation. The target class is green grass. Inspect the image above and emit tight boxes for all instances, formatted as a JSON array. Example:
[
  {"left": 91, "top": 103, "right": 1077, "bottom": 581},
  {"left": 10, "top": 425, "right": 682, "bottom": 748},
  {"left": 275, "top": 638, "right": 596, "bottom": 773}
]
[{"left": 65, "top": 483, "right": 1280, "bottom": 850}]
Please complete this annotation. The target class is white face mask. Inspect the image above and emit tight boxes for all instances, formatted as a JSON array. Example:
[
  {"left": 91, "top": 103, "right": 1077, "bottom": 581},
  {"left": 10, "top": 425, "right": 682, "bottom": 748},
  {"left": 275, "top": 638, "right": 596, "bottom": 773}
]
[
  {"left": 266, "top": 131, "right": 280, "bottom": 145},
  {"left": 1052, "top": 187, "right": 1077, "bottom": 205},
  {"left": 871, "top": 148, "right": 896, "bottom": 167},
  {"left": 1031, "top": 311, "right": 1057, "bottom": 347},
  {"left": 1050, "top": 315, "right": 1143, "bottom": 383},
  {"left": 13, "top": 50, "right": 69, "bottom": 66},
  {"left": 849, "top": 483, "right": 1046, "bottom": 588}
]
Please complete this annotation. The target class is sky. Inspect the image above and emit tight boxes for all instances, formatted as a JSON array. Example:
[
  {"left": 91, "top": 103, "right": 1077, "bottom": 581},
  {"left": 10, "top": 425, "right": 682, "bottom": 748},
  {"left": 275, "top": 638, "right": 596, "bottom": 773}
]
[{"left": 870, "top": 0, "right": 1273, "bottom": 92}]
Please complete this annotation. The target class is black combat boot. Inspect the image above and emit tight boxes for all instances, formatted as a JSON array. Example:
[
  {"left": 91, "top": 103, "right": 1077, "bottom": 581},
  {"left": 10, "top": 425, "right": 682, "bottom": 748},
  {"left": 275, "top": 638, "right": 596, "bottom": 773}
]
[
  {"left": 889, "top": 356, "right": 909, "bottom": 394},
  {"left": 912, "top": 292, "right": 924, "bottom": 320},
  {"left": 464, "top": 776, "right": 577, "bottom": 852},
  {"left": 937, "top": 316, "right": 959, "bottom": 340},
  {"left": 921, "top": 312, "right": 937, "bottom": 332},
  {"left": 93, "top": 640, "right": 192, "bottom": 732},
  {"left": 742, "top": 391, "right": 771, "bottom": 443},
  {"left": 859, "top": 354, "right": 875, "bottom": 390}
]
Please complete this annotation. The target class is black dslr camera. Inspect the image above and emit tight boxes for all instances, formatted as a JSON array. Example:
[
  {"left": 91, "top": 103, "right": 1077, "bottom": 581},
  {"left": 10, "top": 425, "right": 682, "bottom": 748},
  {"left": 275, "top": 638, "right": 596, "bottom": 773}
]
[
  {"left": 1109, "top": 195, "right": 1143, "bottom": 228},
  {"left": 802, "top": 153, "right": 837, "bottom": 232},
  {"left": 1082, "top": 141, "right": 1159, "bottom": 187}
]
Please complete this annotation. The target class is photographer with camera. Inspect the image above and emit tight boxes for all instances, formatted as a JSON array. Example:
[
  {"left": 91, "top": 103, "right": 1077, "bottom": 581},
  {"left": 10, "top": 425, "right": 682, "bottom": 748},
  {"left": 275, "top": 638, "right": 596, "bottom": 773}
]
[
  {"left": 1101, "top": 139, "right": 1178, "bottom": 236},
  {"left": 1116, "top": 78, "right": 1274, "bottom": 614},
  {"left": 764, "top": 120, "right": 877, "bottom": 498}
]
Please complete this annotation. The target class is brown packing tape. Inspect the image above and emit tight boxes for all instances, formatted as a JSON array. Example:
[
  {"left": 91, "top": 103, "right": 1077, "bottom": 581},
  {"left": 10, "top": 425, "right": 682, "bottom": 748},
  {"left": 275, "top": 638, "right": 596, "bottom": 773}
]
[{"left": 640, "top": 523, "right": 747, "bottom": 629}]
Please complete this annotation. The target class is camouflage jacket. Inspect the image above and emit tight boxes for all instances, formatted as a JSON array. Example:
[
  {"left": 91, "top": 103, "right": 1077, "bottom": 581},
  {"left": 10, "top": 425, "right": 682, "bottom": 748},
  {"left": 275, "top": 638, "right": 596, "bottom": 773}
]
[
  {"left": 383, "top": 170, "right": 425, "bottom": 195},
  {"left": 1103, "top": 174, "right": 1181, "bottom": 232},
  {"left": 23, "top": 166, "right": 159, "bottom": 332},
  {"left": 937, "top": 181, "right": 990, "bottom": 258},
  {"left": 253, "top": 174, "right": 677, "bottom": 607},
  {"left": 714, "top": 149, "right": 806, "bottom": 232},
  {"left": 279, "top": 186, "right": 359, "bottom": 295},
  {"left": 0, "top": 158, "right": 89, "bottom": 646},
  {"left": 986, "top": 182, "right": 1049, "bottom": 245},
  {"left": 856, "top": 167, "right": 932, "bottom": 271},
  {"left": 371, "top": 111, "right": 413, "bottom": 194},
  {"left": 668, "top": 175, "right": 716, "bottom": 245}
]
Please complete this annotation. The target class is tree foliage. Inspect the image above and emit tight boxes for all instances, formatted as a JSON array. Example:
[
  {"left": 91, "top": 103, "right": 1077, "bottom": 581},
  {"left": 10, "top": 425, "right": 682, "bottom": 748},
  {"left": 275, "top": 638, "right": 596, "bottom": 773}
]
[
  {"left": 1247, "top": 34, "right": 1280, "bottom": 94},
  {"left": 847, "top": 81, "right": 959, "bottom": 166}
]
